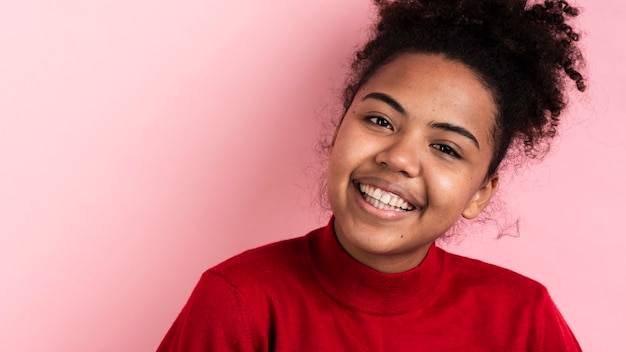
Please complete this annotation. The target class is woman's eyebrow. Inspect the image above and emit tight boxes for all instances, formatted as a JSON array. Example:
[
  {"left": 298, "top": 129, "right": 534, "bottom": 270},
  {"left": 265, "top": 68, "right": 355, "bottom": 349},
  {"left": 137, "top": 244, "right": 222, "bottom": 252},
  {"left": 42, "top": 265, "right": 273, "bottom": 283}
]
[
  {"left": 430, "top": 122, "right": 480, "bottom": 149},
  {"left": 362, "top": 92, "right": 407, "bottom": 116}
]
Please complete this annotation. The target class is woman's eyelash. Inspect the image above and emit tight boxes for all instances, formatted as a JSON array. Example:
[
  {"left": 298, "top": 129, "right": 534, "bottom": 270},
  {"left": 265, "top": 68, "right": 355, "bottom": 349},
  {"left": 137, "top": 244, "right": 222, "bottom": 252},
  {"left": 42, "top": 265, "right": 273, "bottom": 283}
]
[
  {"left": 367, "top": 116, "right": 392, "bottom": 129},
  {"left": 431, "top": 143, "right": 460, "bottom": 158}
]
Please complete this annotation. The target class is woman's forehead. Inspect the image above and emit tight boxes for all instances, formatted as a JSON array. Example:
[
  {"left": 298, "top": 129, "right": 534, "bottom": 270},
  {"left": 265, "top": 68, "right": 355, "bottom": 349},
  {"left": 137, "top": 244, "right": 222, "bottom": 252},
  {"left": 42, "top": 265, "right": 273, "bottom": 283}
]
[{"left": 355, "top": 53, "right": 497, "bottom": 145}]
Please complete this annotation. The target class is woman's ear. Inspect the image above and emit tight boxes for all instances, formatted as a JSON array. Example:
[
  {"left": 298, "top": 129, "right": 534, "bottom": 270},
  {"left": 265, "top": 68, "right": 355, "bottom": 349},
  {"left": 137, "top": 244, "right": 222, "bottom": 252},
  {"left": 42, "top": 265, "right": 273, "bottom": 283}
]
[{"left": 462, "top": 174, "right": 499, "bottom": 219}]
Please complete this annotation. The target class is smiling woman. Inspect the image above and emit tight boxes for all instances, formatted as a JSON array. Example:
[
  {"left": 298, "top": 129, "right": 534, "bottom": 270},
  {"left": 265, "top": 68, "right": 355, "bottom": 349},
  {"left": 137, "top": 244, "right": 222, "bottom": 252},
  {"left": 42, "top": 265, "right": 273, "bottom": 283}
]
[
  {"left": 328, "top": 53, "right": 499, "bottom": 274},
  {"left": 157, "top": 0, "right": 585, "bottom": 351}
]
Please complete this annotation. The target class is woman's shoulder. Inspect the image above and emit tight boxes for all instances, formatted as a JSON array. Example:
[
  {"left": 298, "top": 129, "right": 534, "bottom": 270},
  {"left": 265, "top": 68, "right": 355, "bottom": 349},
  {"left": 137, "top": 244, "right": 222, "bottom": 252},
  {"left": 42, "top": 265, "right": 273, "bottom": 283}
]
[
  {"left": 201, "top": 227, "right": 323, "bottom": 291},
  {"left": 437, "top": 246, "right": 549, "bottom": 299},
  {"left": 429, "top": 248, "right": 580, "bottom": 351}
]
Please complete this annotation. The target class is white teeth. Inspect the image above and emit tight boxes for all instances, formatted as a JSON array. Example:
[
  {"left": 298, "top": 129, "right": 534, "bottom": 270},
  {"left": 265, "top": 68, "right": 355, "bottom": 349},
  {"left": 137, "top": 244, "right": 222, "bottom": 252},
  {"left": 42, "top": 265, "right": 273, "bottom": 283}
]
[
  {"left": 358, "top": 183, "right": 415, "bottom": 212},
  {"left": 380, "top": 193, "right": 391, "bottom": 204}
]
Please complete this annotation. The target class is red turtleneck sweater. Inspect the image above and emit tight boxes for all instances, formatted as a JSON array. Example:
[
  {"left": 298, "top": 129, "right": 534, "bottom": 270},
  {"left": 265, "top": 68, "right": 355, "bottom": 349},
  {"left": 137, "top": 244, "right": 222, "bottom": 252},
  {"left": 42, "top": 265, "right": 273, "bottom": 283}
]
[{"left": 157, "top": 221, "right": 581, "bottom": 351}]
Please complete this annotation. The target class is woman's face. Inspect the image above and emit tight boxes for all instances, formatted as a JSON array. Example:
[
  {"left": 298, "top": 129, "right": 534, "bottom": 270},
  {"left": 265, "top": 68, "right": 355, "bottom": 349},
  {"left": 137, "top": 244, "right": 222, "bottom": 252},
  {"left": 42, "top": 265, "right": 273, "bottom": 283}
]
[{"left": 327, "top": 53, "right": 499, "bottom": 273}]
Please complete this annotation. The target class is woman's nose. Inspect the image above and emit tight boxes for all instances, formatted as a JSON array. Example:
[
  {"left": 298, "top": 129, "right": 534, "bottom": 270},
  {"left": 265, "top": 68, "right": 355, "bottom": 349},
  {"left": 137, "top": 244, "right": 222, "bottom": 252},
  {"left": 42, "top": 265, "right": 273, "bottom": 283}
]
[{"left": 374, "top": 134, "right": 422, "bottom": 177}]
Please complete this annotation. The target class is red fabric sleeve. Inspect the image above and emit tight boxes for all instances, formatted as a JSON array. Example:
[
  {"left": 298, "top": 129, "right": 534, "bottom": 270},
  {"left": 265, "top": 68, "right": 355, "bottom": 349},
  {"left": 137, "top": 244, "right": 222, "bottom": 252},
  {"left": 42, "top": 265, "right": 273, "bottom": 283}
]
[
  {"left": 536, "top": 289, "right": 582, "bottom": 352},
  {"left": 156, "top": 271, "right": 259, "bottom": 352}
]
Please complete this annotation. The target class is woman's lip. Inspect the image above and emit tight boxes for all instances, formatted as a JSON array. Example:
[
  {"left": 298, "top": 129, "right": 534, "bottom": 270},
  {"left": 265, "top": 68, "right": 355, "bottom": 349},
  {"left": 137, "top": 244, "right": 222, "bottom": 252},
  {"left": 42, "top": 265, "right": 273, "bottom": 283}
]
[{"left": 352, "top": 177, "right": 424, "bottom": 210}]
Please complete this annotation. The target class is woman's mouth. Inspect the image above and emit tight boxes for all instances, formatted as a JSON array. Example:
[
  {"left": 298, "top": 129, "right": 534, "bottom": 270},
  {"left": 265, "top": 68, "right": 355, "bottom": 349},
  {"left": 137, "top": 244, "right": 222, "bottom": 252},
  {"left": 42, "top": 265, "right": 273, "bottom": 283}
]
[{"left": 358, "top": 183, "right": 416, "bottom": 212}]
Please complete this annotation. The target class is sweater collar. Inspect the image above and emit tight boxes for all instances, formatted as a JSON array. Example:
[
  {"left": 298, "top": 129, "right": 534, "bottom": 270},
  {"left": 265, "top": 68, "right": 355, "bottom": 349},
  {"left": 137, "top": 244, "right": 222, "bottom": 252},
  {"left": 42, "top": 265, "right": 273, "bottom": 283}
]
[{"left": 306, "top": 218, "right": 444, "bottom": 315}]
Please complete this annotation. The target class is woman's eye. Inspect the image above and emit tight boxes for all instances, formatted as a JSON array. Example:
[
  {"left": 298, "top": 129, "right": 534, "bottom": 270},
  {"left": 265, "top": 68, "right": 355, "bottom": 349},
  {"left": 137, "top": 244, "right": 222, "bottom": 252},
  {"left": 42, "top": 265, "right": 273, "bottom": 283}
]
[
  {"left": 431, "top": 143, "right": 460, "bottom": 158},
  {"left": 368, "top": 116, "right": 392, "bottom": 129}
]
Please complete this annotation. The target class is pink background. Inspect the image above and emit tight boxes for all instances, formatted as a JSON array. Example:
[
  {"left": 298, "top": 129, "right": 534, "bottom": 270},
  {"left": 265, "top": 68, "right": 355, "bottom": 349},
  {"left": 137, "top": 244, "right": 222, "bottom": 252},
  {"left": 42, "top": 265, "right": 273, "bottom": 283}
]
[{"left": 0, "top": 1, "right": 623, "bottom": 350}]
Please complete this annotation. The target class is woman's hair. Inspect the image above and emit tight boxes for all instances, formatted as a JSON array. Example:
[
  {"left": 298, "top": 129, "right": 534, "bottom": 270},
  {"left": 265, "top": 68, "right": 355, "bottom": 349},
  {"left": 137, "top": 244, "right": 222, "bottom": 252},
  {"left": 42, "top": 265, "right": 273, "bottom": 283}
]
[{"left": 341, "top": 0, "right": 586, "bottom": 176}]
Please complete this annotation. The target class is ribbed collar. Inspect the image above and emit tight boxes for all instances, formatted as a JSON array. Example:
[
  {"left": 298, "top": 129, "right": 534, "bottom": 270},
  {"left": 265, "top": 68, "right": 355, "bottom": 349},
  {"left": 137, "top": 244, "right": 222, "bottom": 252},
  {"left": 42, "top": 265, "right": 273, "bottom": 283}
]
[{"left": 306, "top": 218, "right": 444, "bottom": 316}]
